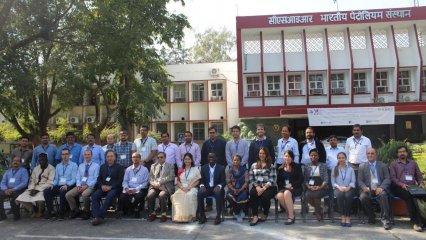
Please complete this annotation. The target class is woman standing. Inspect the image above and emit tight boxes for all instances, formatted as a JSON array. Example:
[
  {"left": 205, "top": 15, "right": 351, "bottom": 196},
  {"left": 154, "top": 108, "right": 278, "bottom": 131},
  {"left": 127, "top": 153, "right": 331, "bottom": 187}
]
[
  {"left": 249, "top": 147, "right": 277, "bottom": 226},
  {"left": 171, "top": 153, "right": 201, "bottom": 222},
  {"left": 226, "top": 155, "right": 249, "bottom": 222},
  {"left": 304, "top": 148, "right": 328, "bottom": 221},
  {"left": 331, "top": 152, "right": 356, "bottom": 227},
  {"left": 276, "top": 150, "right": 304, "bottom": 225}
]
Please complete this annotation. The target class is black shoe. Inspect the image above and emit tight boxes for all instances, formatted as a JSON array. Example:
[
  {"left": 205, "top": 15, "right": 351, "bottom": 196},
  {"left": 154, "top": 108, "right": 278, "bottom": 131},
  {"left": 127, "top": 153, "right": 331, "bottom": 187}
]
[
  {"left": 285, "top": 217, "right": 296, "bottom": 225},
  {"left": 13, "top": 214, "right": 20, "bottom": 221},
  {"left": 44, "top": 211, "right": 55, "bottom": 220},
  {"left": 198, "top": 215, "right": 207, "bottom": 224},
  {"left": 0, "top": 212, "right": 7, "bottom": 221},
  {"left": 384, "top": 222, "right": 391, "bottom": 230},
  {"left": 58, "top": 212, "right": 65, "bottom": 221},
  {"left": 368, "top": 218, "right": 376, "bottom": 225},
  {"left": 214, "top": 216, "right": 221, "bottom": 225},
  {"left": 81, "top": 211, "right": 91, "bottom": 220},
  {"left": 70, "top": 210, "right": 79, "bottom": 219}
]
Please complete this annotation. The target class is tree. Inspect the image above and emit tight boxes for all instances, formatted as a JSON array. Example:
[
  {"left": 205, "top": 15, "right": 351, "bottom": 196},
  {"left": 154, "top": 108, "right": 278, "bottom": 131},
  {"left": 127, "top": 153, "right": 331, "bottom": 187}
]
[
  {"left": 161, "top": 41, "right": 193, "bottom": 64},
  {"left": 193, "top": 27, "right": 235, "bottom": 63}
]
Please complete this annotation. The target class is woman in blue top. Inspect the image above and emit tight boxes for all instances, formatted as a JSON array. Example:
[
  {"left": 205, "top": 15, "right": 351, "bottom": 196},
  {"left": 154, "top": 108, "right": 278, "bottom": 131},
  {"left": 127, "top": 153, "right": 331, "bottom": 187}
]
[
  {"left": 331, "top": 152, "right": 356, "bottom": 227},
  {"left": 225, "top": 155, "right": 249, "bottom": 222}
]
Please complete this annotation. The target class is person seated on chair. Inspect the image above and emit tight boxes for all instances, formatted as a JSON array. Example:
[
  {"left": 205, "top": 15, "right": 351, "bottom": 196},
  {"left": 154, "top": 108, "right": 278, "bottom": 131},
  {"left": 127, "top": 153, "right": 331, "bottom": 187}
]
[
  {"left": 331, "top": 152, "right": 356, "bottom": 227},
  {"left": 147, "top": 152, "right": 175, "bottom": 222},
  {"left": 249, "top": 147, "right": 277, "bottom": 226},
  {"left": 0, "top": 156, "right": 29, "bottom": 221},
  {"left": 171, "top": 152, "right": 201, "bottom": 222},
  {"left": 304, "top": 148, "right": 328, "bottom": 222},
  {"left": 358, "top": 148, "right": 392, "bottom": 230},
  {"left": 117, "top": 152, "right": 149, "bottom": 219},
  {"left": 225, "top": 154, "right": 249, "bottom": 222},
  {"left": 197, "top": 152, "right": 226, "bottom": 225},
  {"left": 44, "top": 148, "right": 78, "bottom": 220},
  {"left": 16, "top": 153, "right": 55, "bottom": 218},
  {"left": 91, "top": 150, "right": 124, "bottom": 225},
  {"left": 276, "top": 150, "right": 303, "bottom": 225},
  {"left": 65, "top": 149, "right": 100, "bottom": 220},
  {"left": 390, "top": 146, "right": 425, "bottom": 232}
]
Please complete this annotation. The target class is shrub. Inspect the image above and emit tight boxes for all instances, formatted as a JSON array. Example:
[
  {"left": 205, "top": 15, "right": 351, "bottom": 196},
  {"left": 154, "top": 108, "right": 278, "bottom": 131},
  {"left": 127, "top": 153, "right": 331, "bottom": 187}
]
[{"left": 377, "top": 139, "right": 412, "bottom": 165}]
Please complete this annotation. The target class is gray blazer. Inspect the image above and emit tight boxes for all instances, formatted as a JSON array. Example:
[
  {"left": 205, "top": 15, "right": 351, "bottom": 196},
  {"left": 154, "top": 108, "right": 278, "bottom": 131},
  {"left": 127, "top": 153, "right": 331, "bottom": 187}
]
[
  {"left": 357, "top": 160, "right": 390, "bottom": 192},
  {"left": 149, "top": 162, "right": 175, "bottom": 194}
]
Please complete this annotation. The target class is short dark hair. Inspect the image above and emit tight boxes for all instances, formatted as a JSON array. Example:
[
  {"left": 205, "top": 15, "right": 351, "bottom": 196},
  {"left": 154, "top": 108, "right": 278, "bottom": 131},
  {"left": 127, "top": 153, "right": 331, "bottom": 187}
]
[
  {"left": 208, "top": 126, "right": 217, "bottom": 132},
  {"left": 328, "top": 135, "right": 337, "bottom": 142},
  {"left": 40, "top": 133, "right": 49, "bottom": 138},
  {"left": 282, "top": 125, "right": 291, "bottom": 132},
  {"left": 396, "top": 146, "right": 408, "bottom": 153},
  {"left": 140, "top": 125, "right": 149, "bottom": 131},
  {"left": 161, "top": 132, "right": 170, "bottom": 137},
  {"left": 61, "top": 148, "right": 70, "bottom": 154},
  {"left": 306, "top": 126, "right": 315, "bottom": 133},
  {"left": 309, "top": 148, "right": 319, "bottom": 155},
  {"left": 20, "top": 136, "right": 30, "bottom": 141},
  {"left": 353, "top": 124, "right": 362, "bottom": 130},
  {"left": 105, "top": 149, "right": 117, "bottom": 159},
  {"left": 157, "top": 151, "right": 167, "bottom": 158},
  {"left": 231, "top": 125, "right": 241, "bottom": 132},
  {"left": 184, "top": 131, "right": 192, "bottom": 136},
  {"left": 87, "top": 133, "right": 95, "bottom": 138},
  {"left": 66, "top": 132, "right": 75, "bottom": 137},
  {"left": 256, "top": 123, "right": 265, "bottom": 129}
]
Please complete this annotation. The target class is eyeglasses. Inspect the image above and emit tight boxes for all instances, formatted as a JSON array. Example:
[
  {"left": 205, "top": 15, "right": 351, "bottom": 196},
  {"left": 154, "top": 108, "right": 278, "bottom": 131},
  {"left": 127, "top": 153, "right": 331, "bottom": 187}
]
[{"left": 61, "top": 153, "right": 70, "bottom": 156}]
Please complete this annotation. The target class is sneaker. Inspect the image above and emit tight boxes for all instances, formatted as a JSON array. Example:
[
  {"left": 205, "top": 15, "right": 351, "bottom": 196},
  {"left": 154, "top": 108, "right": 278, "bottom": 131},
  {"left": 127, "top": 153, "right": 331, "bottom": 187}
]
[{"left": 413, "top": 224, "right": 423, "bottom": 232}]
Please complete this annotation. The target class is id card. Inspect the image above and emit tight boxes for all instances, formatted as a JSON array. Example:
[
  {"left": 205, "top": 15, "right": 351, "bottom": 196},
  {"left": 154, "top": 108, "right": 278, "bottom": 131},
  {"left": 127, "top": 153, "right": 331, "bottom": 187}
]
[
  {"left": 82, "top": 177, "right": 88, "bottom": 182},
  {"left": 9, "top": 178, "right": 16, "bottom": 184},
  {"left": 21, "top": 158, "right": 25, "bottom": 164},
  {"left": 182, "top": 183, "right": 188, "bottom": 188},
  {"left": 59, "top": 177, "right": 67, "bottom": 184},
  {"left": 120, "top": 155, "right": 126, "bottom": 160},
  {"left": 106, "top": 177, "right": 111, "bottom": 182},
  {"left": 141, "top": 147, "right": 147, "bottom": 152},
  {"left": 285, "top": 179, "right": 290, "bottom": 185},
  {"left": 309, "top": 179, "right": 315, "bottom": 186},
  {"left": 371, "top": 178, "right": 379, "bottom": 184},
  {"left": 405, "top": 175, "right": 413, "bottom": 181},
  {"left": 70, "top": 154, "right": 73, "bottom": 159},
  {"left": 257, "top": 177, "right": 264, "bottom": 182},
  {"left": 131, "top": 177, "right": 138, "bottom": 183}
]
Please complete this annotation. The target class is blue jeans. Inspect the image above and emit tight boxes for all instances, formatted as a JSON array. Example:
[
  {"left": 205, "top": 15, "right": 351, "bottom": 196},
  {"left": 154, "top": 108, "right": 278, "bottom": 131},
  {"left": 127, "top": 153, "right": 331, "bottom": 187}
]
[{"left": 91, "top": 188, "right": 119, "bottom": 218}]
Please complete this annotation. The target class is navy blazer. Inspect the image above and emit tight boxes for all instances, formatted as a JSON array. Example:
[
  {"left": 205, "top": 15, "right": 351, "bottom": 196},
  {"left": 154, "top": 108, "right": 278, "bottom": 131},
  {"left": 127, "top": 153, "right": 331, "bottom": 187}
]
[{"left": 200, "top": 163, "right": 226, "bottom": 188}]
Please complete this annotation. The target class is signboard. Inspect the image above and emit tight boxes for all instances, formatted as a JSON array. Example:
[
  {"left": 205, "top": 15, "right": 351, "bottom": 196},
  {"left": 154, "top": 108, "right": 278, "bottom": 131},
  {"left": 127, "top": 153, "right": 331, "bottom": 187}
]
[{"left": 307, "top": 106, "right": 395, "bottom": 126}]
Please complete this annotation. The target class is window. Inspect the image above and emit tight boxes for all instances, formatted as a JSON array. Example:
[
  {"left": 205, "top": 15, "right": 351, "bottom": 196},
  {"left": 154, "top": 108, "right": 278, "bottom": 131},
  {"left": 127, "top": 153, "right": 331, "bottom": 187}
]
[
  {"left": 306, "top": 33, "right": 324, "bottom": 52},
  {"left": 263, "top": 39, "right": 282, "bottom": 54},
  {"left": 173, "top": 84, "right": 186, "bottom": 102},
  {"left": 284, "top": 34, "right": 303, "bottom": 53},
  {"left": 373, "top": 30, "right": 388, "bottom": 49},
  {"left": 376, "top": 72, "right": 389, "bottom": 93},
  {"left": 156, "top": 123, "right": 168, "bottom": 135},
  {"left": 328, "top": 32, "right": 345, "bottom": 51},
  {"left": 192, "top": 83, "right": 205, "bottom": 102},
  {"left": 350, "top": 31, "right": 366, "bottom": 50},
  {"left": 354, "top": 72, "right": 367, "bottom": 94},
  {"left": 211, "top": 122, "right": 224, "bottom": 135},
  {"left": 211, "top": 83, "right": 223, "bottom": 100},
  {"left": 266, "top": 75, "right": 281, "bottom": 96},
  {"left": 398, "top": 71, "right": 411, "bottom": 92},
  {"left": 395, "top": 29, "right": 410, "bottom": 48},
  {"left": 192, "top": 122, "right": 205, "bottom": 141},
  {"left": 423, "top": 70, "right": 426, "bottom": 92},
  {"left": 246, "top": 76, "right": 261, "bottom": 97},
  {"left": 309, "top": 74, "right": 323, "bottom": 95},
  {"left": 159, "top": 87, "right": 168, "bottom": 102},
  {"left": 174, "top": 123, "right": 186, "bottom": 142},
  {"left": 288, "top": 75, "right": 302, "bottom": 96},
  {"left": 331, "top": 73, "right": 345, "bottom": 94}
]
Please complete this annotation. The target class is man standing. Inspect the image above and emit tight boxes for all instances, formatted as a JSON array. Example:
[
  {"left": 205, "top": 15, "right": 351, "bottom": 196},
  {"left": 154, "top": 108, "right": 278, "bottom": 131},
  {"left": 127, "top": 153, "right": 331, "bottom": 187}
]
[
  {"left": 117, "top": 152, "right": 149, "bottom": 218},
  {"left": 91, "top": 150, "right": 124, "bottom": 225},
  {"left": 113, "top": 131, "right": 133, "bottom": 167},
  {"left": 12, "top": 136, "right": 33, "bottom": 173},
  {"left": 55, "top": 132, "right": 82, "bottom": 165},
  {"left": 248, "top": 123, "right": 275, "bottom": 168},
  {"left": 79, "top": 134, "right": 105, "bottom": 165},
  {"left": 201, "top": 126, "right": 226, "bottom": 167},
  {"left": 325, "top": 135, "right": 345, "bottom": 171},
  {"left": 226, "top": 125, "right": 249, "bottom": 167},
  {"left": 0, "top": 156, "right": 29, "bottom": 221},
  {"left": 358, "top": 148, "right": 392, "bottom": 230},
  {"left": 31, "top": 133, "right": 57, "bottom": 169},
  {"left": 179, "top": 131, "right": 201, "bottom": 167},
  {"left": 132, "top": 125, "right": 158, "bottom": 172},
  {"left": 44, "top": 148, "right": 78, "bottom": 219},
  {"left": 147, "top": 152, "right": 175, "bottom": 222},
  {"left": 276, "top": 125, "right": 299, "bottom": 169},
  {"left": 390, "top": 146, "right": 425, "bottom": 232},
  {"left": 66, "top": 150, "right": 100, "bottom": 220},
  {"left": 298, "top": 127, "right": 326, "bottom": 165},
  {"left": 158, "top": 132, "right": 181, "bottom": 170},
  {"left": 345, "top": 124, "right": 372, "bottom": 170},
  {"left": 197, "top": 152, "right": 226, "bottom": 225},
  {"left": 103, "top": 134, "right": 115, "bottom": 152}
]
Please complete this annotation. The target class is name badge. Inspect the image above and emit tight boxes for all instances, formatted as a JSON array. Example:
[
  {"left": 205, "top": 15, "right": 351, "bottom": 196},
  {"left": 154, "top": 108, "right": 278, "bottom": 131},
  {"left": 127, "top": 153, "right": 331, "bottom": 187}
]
[
  {"left": 106, "top": 177, "right": 111, "bottom": 182},
  {"left": 182, "top": 183, "right": 188, "bottom": 188},
  {"left": 131, "top": 177, "right": 138, "bottom": 183},
  {"left": 9, "top": 178, "right": 16, "bottom": 184},
  {"left": 309, "top": 179, "right": 315, "bottom": 186},
  {"left": 70, "top": 154, "right": 73, "bottom": 159},
  {"left": 371, "top": 178, "right": 379, "bottom": 184},
  {"left": 120, "top": 155, "right": 126, "bottom": 160},
  {"left": 141, "top": 147, "right": 147, "bottom": 152},
  {"left": 285, "top": 179, "right": 290, "bottom": 185},
  {"left": 257, "top": 177, "right": 264, "bottom": 182},
  {"left": 82, "top": 177, "right": 88, "bottom": 182},
  {"left": 21, "top": 158, "right": 25, "bottom": 163},
  {"left": 405, "top": 175, "right": 413, "bottom": 181},
  {"left": 59, "top": 177, "right": 67, "bottom": 184}
]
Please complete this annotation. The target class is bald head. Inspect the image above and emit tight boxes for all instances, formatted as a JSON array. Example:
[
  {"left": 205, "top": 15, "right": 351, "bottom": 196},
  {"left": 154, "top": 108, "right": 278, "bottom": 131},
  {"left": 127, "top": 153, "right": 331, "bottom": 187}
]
[{"left": 367, "top": 148, "right": 377, "bottom": 163}]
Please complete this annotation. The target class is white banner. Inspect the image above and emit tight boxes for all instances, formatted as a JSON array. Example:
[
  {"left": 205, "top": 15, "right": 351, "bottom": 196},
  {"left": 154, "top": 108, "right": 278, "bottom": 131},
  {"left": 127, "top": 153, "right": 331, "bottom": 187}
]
[{"left": 307, "top": 106, "right": 395, "bottom": 126}]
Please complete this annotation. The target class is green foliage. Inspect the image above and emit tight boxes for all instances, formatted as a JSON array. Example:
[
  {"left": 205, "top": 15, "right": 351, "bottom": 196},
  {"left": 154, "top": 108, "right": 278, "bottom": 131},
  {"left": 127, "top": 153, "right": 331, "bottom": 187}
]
[
  {"left": 377, "top": 139, "right": 412, "bottom": 165},
  {"left": 193, "top": 27, "right": 235, "bottom": 63},
  {"left": 221, "top": 131, "right": 233, "bottom": 142},
  {"left": 47, "top": 117, "right": 78, "bottom": 145},
  {"left": 0, "top": 123, "right": 21, "bottom": 141},
  {"left": 238, "top": 122, "right": 255, "bottom": 140},
  {"left": 99, "top": 124, "right": 120, "bottom": 143}
]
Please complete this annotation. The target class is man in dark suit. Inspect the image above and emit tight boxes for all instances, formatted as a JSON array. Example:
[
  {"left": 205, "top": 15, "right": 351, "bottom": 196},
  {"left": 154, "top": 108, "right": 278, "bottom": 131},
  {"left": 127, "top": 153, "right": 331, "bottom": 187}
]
[
  {"left": 197, "top": 152, "right": 226, "bottom": 225},
  {"left": 358, "top": 148, "right": 392, "bottom": 230},
  {"left": 248, "top": 123, "right": 275, "bottom": 168},
  {"left": 298, "top": 127, "right": 326, "bottom": 165}
]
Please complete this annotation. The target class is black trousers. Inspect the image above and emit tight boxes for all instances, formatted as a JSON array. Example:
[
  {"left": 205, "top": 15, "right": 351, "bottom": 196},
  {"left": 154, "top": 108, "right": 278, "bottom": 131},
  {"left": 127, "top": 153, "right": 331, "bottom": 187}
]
[
  {"left": 392, "top": 186, "right": 426, "bottom": 225},
  {"left": 334, "top": 188, "right": 355, "bottom": 216},
  {"left": 44, "top": 185, "right": 74, "bottom": 214},
  {"left": 360, "top": 190, "right": 390, "bottom": 222},
  {"left": 118, "top": 189, "right": 148, "bottom": 213},
  {"left": 249, "top": 187, "right": 277, "bottom": 216},
  {"left": 0, "top": 189, "right": 25, "bottom": 217},
  {"left": 197, "top": 187, "right": 224, "bottom": 217}
]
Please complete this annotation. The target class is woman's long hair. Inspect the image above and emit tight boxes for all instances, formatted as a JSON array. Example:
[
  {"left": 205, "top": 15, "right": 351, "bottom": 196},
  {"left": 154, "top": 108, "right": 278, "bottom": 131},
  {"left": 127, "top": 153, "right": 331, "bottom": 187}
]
[
  {"left": 178, "top": 152, "right": 194, "bottom": 179},
  {"left": 256, "top": 147, "right": 272, "bottom": 169},
  {"left": 333, "top": 152, "right": 347, "bottom": 178},
  {"left": 283, "top": 150, "right": 295, "bottom": 172}
]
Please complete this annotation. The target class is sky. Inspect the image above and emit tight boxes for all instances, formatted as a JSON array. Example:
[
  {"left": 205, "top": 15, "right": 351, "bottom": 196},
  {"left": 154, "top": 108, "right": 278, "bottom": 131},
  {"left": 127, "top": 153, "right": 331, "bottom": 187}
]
[{"left": 168, "top": 0, "right": 426, "bottom": 47}]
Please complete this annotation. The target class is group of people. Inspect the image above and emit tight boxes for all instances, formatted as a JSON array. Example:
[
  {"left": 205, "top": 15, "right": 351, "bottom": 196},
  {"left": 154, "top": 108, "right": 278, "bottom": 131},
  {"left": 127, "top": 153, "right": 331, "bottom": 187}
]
[{"left": 0, "top": 124, "right": 425, "bottom": 232}]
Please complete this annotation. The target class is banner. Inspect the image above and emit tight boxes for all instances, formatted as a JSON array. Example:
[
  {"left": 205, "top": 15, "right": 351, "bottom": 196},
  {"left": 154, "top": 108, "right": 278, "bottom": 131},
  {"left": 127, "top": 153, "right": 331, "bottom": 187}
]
[{"left": 307, "top": 106, "right": 395, "bottom": 126}]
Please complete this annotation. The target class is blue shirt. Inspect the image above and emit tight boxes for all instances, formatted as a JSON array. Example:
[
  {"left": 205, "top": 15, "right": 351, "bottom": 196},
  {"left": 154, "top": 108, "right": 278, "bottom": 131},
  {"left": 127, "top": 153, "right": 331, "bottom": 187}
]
[
  {"left": 76, "top": 161, "right": 100, "bottom": 187},
  {"left": 369, "top": 161, "right": 380, "bottom": 184},
  {"left": 331, "top": 166, "right": 356, "bottom": 188},
  {"left": 276, "top": 137, "right": 299, "bottom": 164},
  {"left": 54, "top": 161, "right": 78, "bottom": 186},
  {"left": 122, "top": 165, "right": 149, "bottom": 193},
  {"left": 113, "top": 141, "right": 133, "bottom": 167},
  {"left": 325, "top": 146, "right": 345, "bottom": 170},
  {"left": 31, "top": 144, "right": 57, "bottom": 169},
  {"left": 226, "top": 139, "right": 249, "bottom": 167},
  {"left": 56, "top": 143, "right": 82, "bottom": 165},
  {"left": 79, "top": 144, "right": 105, "bottom": 165},
  {"left": 1, "top": 167, "right": 29, "bottom": 191}
]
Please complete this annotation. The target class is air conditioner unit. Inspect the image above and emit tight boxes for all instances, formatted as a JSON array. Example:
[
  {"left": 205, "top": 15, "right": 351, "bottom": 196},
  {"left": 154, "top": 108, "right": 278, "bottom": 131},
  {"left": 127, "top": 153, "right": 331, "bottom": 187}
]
[
  {"left": 399, "top": 86, "right": 410, "bottom": 92},
  {"left": 268, "top": 90, "right": 281, "bottom": 96},
  {"left": 332, "top": 88, "right": 345, "bottom": 94},
  {"left": 355, "top": 87, "right": 367, "bottom": 94},
  {"left": 288, "top": 90, "right": 302, "bottom": 96},
  {"left": 210, "top": 68, "right": 220, "bottom": 76},
  {"left": 309, "top": 89, "right": 323, "bottom": 95},
  {"left": 69, "top": 116, "right": 80, "bottom": 124},
  {"left": 86, "top": 116, "right": 95, "bottom": 123},
  {"left": 211, "top": 96, "right": 224, "bottom": 100},
  {"left": 376, "top": 86, "right": 388, "bottom": 93}
]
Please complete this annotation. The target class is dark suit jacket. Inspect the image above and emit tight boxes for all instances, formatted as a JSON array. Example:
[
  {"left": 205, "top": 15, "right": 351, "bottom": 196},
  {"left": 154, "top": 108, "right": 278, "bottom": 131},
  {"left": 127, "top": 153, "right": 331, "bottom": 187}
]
[
  {"left": 248, "top": 137, "right": 276, "bottom": 168},
  {"left": 96, "top": 163, "right": 124, "bottom": 191},
  {"left": 201, "top": 138, "right": 227, "bottom": 166},
  {"left": 357, "top": 160, "right": 391, "bottom": 192},
  {"left": 199, "top": 163, "right": 226, "bottom": 189},
  {"left": 298, "top": 138, "right": 326, "bottom": 164}
]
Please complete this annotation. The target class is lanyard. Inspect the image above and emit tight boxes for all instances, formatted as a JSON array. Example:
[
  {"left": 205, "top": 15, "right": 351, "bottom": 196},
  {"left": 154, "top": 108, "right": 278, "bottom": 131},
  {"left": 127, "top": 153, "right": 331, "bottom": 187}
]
[
  {"left": 402, "top": 161, "right": 411, "bottom": 174},
  {"left": 353, "top": 138, "right": 362, "bottom": 149},
  {"left": 107, "top": 166, "right": 112, "bottom": 177},
  {"left": 185, "top": 167, "right": 192, "bottom": 181},
  {"left": 369, "top": 163, "right": 377, "bottom": 177},
  {"left": 133, "top": 166, "right": 141, "bottom": 175},
  {"left": 11, "top": 169, "right": 18, "bottom": 177},
  {"left": 42, "top": 144, "right": 50, "bottom": 152},
  {"left": 339, "top": 166, "right": 347, "bottom": 181},
  {"left": 162, "top": 144, "right": 169, "bottom": 152},
  {"left": 311, "top": 165, "right": 319, "bottom": 176},
  {"left": 185, "top": 143, "right": 192, "bottom": 153},
  {"left": 141, "top": 137, "right": 148, "bottom": 147},
  {"left": 281, "top": 139, "right": 290, "bottom": 152}
]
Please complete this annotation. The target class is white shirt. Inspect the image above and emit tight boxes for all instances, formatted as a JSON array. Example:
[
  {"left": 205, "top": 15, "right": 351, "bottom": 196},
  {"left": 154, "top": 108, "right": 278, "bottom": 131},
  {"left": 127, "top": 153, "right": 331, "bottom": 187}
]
[
  {"left": 209, "top": 164, "right": 216, "bottom": 187},
  {"left": 157, "top": 142, "right": 181, "bottom": 168},
  {"left": 345, "top": 136, "right": 372, "bottom": 164},
  {"left": 326, "top": 146, "right": 345, "bottom": 170}
]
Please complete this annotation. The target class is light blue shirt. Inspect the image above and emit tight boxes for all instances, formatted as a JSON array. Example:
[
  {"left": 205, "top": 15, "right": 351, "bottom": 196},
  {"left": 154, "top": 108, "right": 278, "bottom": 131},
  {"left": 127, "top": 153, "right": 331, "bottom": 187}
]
[
  {"left": 301, "top": 140, "right": 317, "bottom": 165},
  {"left": 53, "top": 161, "right": 78, "bottom": 186},
  {"left": 158, "top": 143, "right": 181, "bottom": 167},
  {"left": 79, "top": 144, "right": 105, "bottom": 165},
  {"left": 122, "top": 165, "right": 149, "bottom": 193},
  {"left": 325, "top": 146, "right": 345, "bottom": 170},
  {"left": 76, "top": 161, "right": 100, "bottom": 187},
  {"left": 31, "top": 143, "right": 57, "bottom": 169},
  {"left": 331, "top": 166, "right": 356, "bottom": 188},
  {"left": 226, "top": 139, "right": 249, "bottom": 166},
  {"left": 369, "top": 161, "right": 380, "bottom": 184},
  {"left": 0, "top": 167, "right": 29, "bottom": 191},
  {"left": 276, "top": 137, "right": 299, "bottom": 164},
  {"left": 56, "top": 143, "right": 82, "bottom": 165}
]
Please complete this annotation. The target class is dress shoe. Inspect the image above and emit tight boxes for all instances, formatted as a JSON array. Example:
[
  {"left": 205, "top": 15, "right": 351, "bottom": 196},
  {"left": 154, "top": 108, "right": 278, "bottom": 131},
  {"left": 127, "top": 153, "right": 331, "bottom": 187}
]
[
  {"left": 383, "top": 222, "right": 391, "bottom": 230},
  {"left": 214, "top": 216, "right": 221, "bottom": 225},
  {"left": 368, "top": 218, "right": 376, "bottom": 225},
  {"left": 116, "top": 211, "right": 124, "bottom": 219},
  {"left": 58, "top": 212, "right": 65, "bottom": 221},
  {"left": 91, "top": 217, "right": 103, "bottom": 226},
  {"left": 285, "top": 217, "right": 295, "bottom": 225},
  {"left": 198, "top": 215, "right": 207, "bottom": 224},
  {"left": 148, "top": 214, "right": 156, "bottom": 222},
  {"left": 13, "top": 214, "right": 20, "bottom": 221},
  {"left": 81, "top": 211, "right": 91, "bottom": 220},
  {"left": 160, "top": 215, "right": 167, "bottom": 222}
]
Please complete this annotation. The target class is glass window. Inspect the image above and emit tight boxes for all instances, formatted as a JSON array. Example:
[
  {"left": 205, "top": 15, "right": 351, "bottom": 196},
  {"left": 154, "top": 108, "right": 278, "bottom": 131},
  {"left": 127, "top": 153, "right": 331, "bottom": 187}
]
[
  {"left": 331, "top": 73, "right": 345, "bottom": 94},
  {"left": 398, "top": 71, "right": 411, "bottom": 92},
  {"left": 173, "top": 84, "right": 186, "bottom": 102},
  {"left": 174, "top": 123, "right": 187, "bottom": 142},
  {"left": 354, "top": 72, "right": 367, "bottom": 94},
  {"left": 192, "top": 122, "right": 205, "bottom": 141},
  {"left": 309, "top": 74, "right": 323, "bottom": 95},
  {"left": 211, "top": 83, "right": 223, "bottom": 100},
  {"left": 156, "top": 123, "right": 168, "bottom": 134},
  {"left": 376, "top": 72, "right": 388, "bottom": 93},
  {"left": 422, "top": 70, "right": 426, "bottom": 92},
  {"left": 211, "top": 122, "right": 224, "bottom": 135},
  {"left": 246, "top": 76, "right": 261, "bottom": 97},
  {"left": 266, "top": 75, "right": 281, "bottom": 96},
  {"left": 288, "top": 75, "right": 302, "bottom": 96},
  {"left": 192, "top": 83, "right": 205, "bottom": 102}
]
